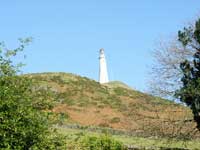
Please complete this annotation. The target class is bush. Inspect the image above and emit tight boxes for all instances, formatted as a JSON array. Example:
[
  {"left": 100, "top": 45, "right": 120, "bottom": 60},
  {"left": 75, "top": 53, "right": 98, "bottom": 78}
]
[
  {"left": 81, "top": 134, "right": 124, "bottom": 150},
  {"left": 110, "top": 117, "right": 121, "bottom": 124},
  {"left": 0, "top": 39, "right": 65, "bottom": 149}
]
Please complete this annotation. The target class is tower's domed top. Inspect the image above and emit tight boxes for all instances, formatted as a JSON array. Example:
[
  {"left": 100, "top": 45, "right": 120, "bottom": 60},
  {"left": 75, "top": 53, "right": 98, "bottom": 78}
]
[{"left": 100, "top": 48, "right": 104, "bottom": 54}]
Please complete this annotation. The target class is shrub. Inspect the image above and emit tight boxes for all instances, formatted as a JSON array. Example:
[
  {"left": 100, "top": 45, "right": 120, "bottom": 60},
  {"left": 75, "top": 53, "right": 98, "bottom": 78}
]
[
  {"left": 0, "top": 39, "right": 65, "bottom": 149},
  {"left": 81, "top": 134, "right": 124, "bottom": 150},
  {"left": 110, "top": 117, "right": 121, "bottom": 124},
  {"left": 99, "top": 122, "right": 110, "bottom": 128}
]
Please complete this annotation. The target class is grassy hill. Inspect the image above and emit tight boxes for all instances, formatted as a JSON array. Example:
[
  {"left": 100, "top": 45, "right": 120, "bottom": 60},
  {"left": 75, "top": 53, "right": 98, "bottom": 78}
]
[
  {"left": 24, "top": 72, "right": 200, "bottom": 149},
  {"left": 27, "top": 72, "right": 198, "bottom": 139}
]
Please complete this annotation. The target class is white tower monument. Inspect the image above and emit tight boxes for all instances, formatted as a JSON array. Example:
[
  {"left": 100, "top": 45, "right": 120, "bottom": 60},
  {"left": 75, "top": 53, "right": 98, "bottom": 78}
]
[{"left": 99, "top": 48, "right": 109, "bottom": 84}]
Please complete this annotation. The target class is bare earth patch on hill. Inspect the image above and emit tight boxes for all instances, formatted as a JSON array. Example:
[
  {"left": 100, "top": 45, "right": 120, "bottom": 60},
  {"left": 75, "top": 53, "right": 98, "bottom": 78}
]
[{"left": 53, "top": 104, "right": 133, "bottom": 130}]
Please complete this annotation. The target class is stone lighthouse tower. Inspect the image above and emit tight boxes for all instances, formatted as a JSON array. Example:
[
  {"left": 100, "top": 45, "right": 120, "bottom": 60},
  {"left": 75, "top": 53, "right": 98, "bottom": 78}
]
[{"left": 99, "top": 48, "right": 109, "bottom": 84}]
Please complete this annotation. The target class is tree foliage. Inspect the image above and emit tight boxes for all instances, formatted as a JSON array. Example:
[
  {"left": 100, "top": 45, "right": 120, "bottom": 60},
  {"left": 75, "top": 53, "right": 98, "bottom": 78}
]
[
  {"left": 176, "top": 18, "right": 200, "bottom": 130},
  {"left": 0, "top": 38, "right": 65, "bottom": 149}
]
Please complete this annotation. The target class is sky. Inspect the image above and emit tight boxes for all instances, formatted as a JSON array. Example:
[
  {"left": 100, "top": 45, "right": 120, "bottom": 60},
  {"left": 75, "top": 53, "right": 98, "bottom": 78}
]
[{"left": 0, "top": 0, "right": 200, "bottom": 92}]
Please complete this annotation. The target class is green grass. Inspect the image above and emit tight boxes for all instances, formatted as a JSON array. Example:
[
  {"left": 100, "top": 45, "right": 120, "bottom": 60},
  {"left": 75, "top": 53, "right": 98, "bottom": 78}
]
[
  {"left": 106, "top": 81, "right": 133, "bottom": 90},
  {"left": 29, "top": 72, "right": 179, "bottom": 109},
  {"left": 56, "top": 127, "right": 200, "bottom": 149}
]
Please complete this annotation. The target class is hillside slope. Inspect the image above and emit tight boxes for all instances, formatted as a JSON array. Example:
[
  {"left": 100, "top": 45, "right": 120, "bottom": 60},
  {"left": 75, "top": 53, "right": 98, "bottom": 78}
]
[{"left": 28, "top": 72, "right": 196, "bottom": 138}]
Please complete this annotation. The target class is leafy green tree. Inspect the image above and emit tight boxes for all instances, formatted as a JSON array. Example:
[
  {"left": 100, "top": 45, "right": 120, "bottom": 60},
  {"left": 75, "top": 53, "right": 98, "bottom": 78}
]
[
  {"left": 176, "top": 18, "right": 200, "bottom": 130},
  {"left": 0, "top": 38, "right": 65, "bottom": 149}
]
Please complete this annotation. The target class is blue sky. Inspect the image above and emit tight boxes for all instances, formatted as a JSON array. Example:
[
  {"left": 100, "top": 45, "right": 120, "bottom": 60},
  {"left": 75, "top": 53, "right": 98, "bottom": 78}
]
[{"left": 0, "top": 0, "right": 200, "bottom": 91}]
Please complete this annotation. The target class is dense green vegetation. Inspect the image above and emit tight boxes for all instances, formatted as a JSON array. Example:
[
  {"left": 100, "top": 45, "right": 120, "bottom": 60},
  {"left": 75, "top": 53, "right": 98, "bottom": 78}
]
[
  {"left": 0, "top": 39, "right": 65, "bottom": 149},
  {"left": 176, "top": 18, "right": 200, "bottom": 130}
]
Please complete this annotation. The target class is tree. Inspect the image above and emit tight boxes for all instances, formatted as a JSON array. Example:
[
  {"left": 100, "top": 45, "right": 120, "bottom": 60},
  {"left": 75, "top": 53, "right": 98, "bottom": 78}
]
[
  {"left": 0, "top": 38, "right": 65, "bottom": 149},
  {"left": 149, "top": 19, "right": 199, "bottom": 99},
  {"left": 176, "top": 18, "right": 200, "bottom": 130},
  {"left": 149, "top": 37, "right": 194, "bottom": 99}
]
